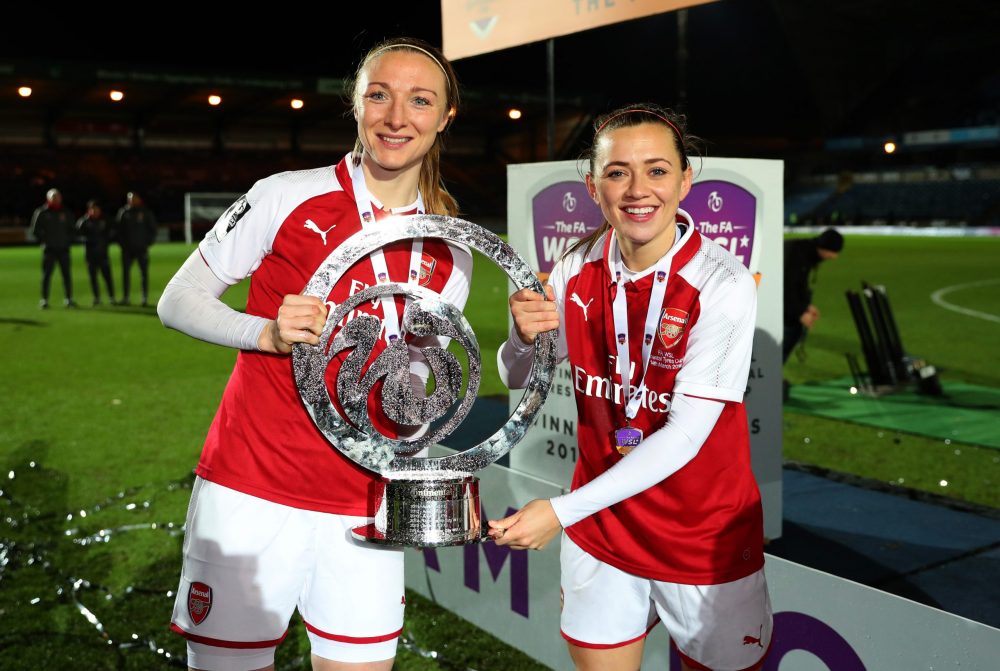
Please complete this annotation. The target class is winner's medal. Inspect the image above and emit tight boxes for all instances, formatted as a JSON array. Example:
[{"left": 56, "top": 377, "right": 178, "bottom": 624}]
[
  {"left": 614, "top": 426, "right": 643, "bottom": 455},
  {"left": 608, "top": 229, "right": 679, "bottom": 457}
]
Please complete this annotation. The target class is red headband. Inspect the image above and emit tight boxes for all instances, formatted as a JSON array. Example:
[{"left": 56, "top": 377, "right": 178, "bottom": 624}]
[{"left": 596, "top": 109, "right": 682, "bottom": 140}]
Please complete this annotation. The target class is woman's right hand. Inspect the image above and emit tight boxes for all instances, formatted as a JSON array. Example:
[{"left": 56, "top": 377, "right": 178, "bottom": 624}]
[
  {"left": 258, "top": 294, "right": 328, "bottom": 354},
  {"left": 510, "top": 285, "right": 559, "bottom": 345}
]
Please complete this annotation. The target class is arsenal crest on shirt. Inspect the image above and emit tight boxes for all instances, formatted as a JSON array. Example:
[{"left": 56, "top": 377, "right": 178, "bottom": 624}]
[
  {"left": 658, "top": 308, "right": 689, "bottom": 349},
  {"left": 418, "top": 252, "right": 437, "bottom": 286},
  {"left": 188, "top": 581, "right": 213, "bottom": 625}
]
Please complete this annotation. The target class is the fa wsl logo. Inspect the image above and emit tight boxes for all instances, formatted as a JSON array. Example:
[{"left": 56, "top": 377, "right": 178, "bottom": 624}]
[
  {"left": 708, "top": 190, "right": 723, "bottom": 212},
  {"left": 563, "top": 191, "right": 577, "bottom": 212},
  {"left": 658, "top": 308, "right": 688, "bottom": 349},
  {"left": 532, "top": 181, "right": 603, "bottom": 275},
  {"left": 682, "top": 180, "right": 758, "bottom": 270}
]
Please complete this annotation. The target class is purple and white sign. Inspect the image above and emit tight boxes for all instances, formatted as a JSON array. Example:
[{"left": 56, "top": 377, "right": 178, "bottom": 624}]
[
  {"left": 683, "top": 180, "right": 758, "bottom": 269},
  {"left": 531, "top": 181, "right": 604, "bottom": 275}
]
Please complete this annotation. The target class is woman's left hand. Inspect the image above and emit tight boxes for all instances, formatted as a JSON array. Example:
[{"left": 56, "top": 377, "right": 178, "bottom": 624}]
[{"left": 488, "top": 499, "right": 562, "bottom": 550}]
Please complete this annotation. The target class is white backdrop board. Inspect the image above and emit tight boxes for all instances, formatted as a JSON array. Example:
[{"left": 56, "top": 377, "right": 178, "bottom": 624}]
[
  {"left": 404, "top": 451, "right": 1000, "bottom": 670},
  {"left": 504, "top": 158, "right": 784, "bottom": 538}
]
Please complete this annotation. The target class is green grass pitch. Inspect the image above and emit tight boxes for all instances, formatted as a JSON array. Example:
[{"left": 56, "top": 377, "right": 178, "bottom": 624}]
[{"left": 1, "top": 235, "right": 997, "bottom": 668}]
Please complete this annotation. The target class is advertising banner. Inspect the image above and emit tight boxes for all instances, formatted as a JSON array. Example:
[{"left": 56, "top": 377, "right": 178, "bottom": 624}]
[
  {"left": 406, "top": 454, "right": 1000, "bottom": 670},
  {"left": 441, "top": 0, "right": 717, "bottom": 61}
]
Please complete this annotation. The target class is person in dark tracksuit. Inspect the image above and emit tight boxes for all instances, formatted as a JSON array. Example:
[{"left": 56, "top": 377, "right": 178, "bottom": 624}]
[
  {"left": 29, "top": 188, "right": 77, "bottom": 309},
  {"left": 76, "top": 200, "right": 116, "bottom": 306},
  {"left": 783, "top": 227, "right": 844, "bottom": 363},
  {"left": 115, "top": 191, "right": 158, "bottom": 306}
]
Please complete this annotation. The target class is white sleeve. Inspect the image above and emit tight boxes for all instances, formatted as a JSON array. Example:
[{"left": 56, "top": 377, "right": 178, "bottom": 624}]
[
  {"left": 548, "top": 393, "right": 724, "bottom": 528},
  {"left": 157, "top": 250, "right": 268, "bottom": 351},
  {"left": 198, "top": 180, "right": 283, "bottom": 284},
  {"left": 674, "top": 268, "right": 757, "bottom": 402},
  {"left": 497, "top": 256, "right": 570, "bottom": 389}
]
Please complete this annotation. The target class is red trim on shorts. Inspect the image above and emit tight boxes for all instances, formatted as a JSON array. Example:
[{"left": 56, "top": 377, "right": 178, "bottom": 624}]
[
  {"left": 302, "top": 619, "right": 402, "bottom": 644},
  {"left": 671, "top": 635, "right": 774, "bottom": 671},
  {"left": 561, "top": 619, "right": 658, "bottom": 649},
  {"left": 170, "top": 623, "right": 287, "bottom": 649}
]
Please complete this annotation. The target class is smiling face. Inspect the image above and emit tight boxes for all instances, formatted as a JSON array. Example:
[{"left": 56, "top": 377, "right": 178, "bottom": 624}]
[
  {"left": 354, "top": 50, "right": 451, "bottom": 183},
  {"left": 585, "top": 122, "right": 692, "bottom": 270}
]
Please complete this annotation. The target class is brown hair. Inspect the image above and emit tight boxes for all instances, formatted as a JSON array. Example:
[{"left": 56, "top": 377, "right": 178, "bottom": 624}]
[
  {"left": 348, "top": 37, "right": 461, "bottom": 216},
  {"left": 569, "top": 103, "right": 699, "bottom": 258}
]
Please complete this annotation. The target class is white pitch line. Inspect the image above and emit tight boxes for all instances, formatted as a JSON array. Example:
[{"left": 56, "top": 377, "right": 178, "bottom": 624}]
[{"left": 930, "top": 278, "right": 1000, "bottom": 324}]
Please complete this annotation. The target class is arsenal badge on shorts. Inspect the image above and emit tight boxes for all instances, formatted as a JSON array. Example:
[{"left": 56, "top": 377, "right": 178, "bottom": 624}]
[
  {"left": 658, "top": 307, "right": 689, "bottom": 349},
  {"left": 188, "top": 581, "right": 213, "bottom": 626},
  {"left": 615, "top": 426, "right": 643, "bottom": 455},
  {"left": 617, "top": 333, "right": 626, "bottom": 345},
  {"left": 418, "top": 252, "right": 437, "bottom": 286}
]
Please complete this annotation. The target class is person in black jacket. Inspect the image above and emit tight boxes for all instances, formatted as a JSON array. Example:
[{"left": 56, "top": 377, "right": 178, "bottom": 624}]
[
  {"left": 115, "top": 191, "right": 158, "bottom": 306},
  {"left": 76, "top": 200, "right": 116, "bottom": 305},
  {"left": 29, "top": 188, "right": 77, "bottom": 309},
  {"left": 783, "top": 228, "right": 843, "bottom": 363}
]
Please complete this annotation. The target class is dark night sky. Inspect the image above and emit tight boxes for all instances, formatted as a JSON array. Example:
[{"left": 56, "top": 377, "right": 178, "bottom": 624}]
[{"left": 4, "top": 0, "right": 999, "bottom": 144}]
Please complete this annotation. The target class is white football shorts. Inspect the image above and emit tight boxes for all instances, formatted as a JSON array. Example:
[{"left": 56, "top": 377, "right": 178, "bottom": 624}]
[
  {"left": 170, "top": 478, "right": 404, "bottom": 670},
  {"left": 560, "top": 534, "right": 772, "bottom": 671}
]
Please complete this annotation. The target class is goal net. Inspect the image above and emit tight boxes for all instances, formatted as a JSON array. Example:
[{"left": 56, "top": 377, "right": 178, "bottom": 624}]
[{"left": 183, "top": 192, "right": 243, "bottom": 245}]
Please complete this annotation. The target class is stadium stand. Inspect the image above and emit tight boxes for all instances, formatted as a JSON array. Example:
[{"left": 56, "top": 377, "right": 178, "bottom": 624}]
[{"left": 787, "top": 168, "right": 1000, "bottom": 227}]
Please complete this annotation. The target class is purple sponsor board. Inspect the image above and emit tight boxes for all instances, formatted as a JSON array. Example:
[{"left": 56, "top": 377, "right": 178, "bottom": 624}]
[
  {"left": 682, "top": 180, "right": 757, "bottom": 269},
  {"left": 668, "top": 611, "right": 866, "bottom": 670},
  {"left": 421, "top": 504, "right": 529, "bottom": 618},
  {"left": 532, "top": 181, "right": 604, "bottom": 274}
]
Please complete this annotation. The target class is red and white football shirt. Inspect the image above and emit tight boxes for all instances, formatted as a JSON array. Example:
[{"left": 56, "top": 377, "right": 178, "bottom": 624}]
[
  {"left": 548, "top": 216, "right": 763, "bottom": 584},
  {"left": 196, "top": 155, "right": 471, "bottom": 516}
]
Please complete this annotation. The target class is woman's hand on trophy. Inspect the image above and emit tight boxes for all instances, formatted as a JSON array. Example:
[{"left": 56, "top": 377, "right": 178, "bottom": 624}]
[
  {"left": 488, "top": 499, "right": 562, "bottom": 550},
  {"left": 259, "top": 294, "right": 329, "bottom": 354},
  {"left": 509, "top": 285, "right": 559, "bottom": 345}
]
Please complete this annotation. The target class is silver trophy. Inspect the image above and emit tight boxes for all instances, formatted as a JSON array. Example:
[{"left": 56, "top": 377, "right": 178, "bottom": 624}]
[{"left": 292, "top": 215, "right": 556, "bottom": 547}]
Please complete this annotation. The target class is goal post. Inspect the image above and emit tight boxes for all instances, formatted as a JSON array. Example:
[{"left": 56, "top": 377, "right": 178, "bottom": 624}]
[{"left": 183, "top": 192, "right": 243, "bottom": 245}]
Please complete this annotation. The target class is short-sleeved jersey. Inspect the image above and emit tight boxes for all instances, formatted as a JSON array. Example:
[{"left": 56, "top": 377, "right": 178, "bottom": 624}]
[
  {"left": 196, "top": 155, "right": 471, "bottom": 516},
  {"left": 549, "top": 214, "right": 763, "bottom": 584}
]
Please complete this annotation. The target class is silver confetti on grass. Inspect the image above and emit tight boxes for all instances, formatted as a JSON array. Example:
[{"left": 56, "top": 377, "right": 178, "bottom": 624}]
[{"left": 292, "top": 214, "right": 556, "bottom": 476}]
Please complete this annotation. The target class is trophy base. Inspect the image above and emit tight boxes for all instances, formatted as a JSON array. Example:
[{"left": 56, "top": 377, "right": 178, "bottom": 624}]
[{"left": 352, "top": 472, "right": 486, "bottom": 547}]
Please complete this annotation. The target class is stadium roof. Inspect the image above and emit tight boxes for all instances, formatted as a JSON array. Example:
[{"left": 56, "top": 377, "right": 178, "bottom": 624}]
[{"left": 2, "top": 0, "right": 998, "bottom": 158}]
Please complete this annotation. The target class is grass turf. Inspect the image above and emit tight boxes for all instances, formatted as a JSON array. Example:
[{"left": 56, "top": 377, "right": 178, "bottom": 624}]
[
  {"left": 781, "top": 234, "right": 1000, "bottom": 509},
  {"left": 1, "top": 234, "right": 998, "bottom": 667}
]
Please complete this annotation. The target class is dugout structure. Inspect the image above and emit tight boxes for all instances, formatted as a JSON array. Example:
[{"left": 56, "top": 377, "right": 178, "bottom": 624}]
[{"left": 183, "top": 193, "right": 242, "bottom": 244}]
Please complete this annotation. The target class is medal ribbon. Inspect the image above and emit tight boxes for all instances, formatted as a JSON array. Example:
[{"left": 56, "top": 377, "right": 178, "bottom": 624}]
[
  {"left": 352, "top": 157, "right": 425, "bottom": 342},
  {"left": 607, "top": 233, "right": 673, "bottom": 424}
]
